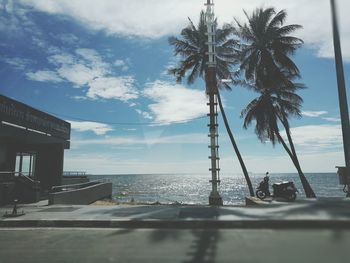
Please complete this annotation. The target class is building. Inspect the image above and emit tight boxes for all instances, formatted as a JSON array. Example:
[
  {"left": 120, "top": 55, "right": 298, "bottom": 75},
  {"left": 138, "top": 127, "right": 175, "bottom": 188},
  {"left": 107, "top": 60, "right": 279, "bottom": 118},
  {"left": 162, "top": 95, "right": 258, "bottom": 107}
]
[{"left": 0, "top": 95, "right": 70, "bottom": 205}]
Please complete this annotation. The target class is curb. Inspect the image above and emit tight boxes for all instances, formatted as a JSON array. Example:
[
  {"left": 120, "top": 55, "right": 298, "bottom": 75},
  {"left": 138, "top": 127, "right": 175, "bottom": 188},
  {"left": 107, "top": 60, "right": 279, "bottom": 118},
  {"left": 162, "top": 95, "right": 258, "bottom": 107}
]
[{"left": 1, "top": 219, "right": 350, "bottom": 229}]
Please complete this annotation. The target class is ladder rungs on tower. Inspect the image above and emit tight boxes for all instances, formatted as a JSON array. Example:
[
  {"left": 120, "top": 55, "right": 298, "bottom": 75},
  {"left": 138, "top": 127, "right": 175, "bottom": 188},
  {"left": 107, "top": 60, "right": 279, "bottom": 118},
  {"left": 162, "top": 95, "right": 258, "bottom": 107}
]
[
  {"left": 205, "top": 42, "right": 217, "bottom": 46},
  {"left": 209, "top": 180, "right": 221, "bottom": 184},
  {"left": 205, "top": 51, "right": 216, "bottom": 56}
]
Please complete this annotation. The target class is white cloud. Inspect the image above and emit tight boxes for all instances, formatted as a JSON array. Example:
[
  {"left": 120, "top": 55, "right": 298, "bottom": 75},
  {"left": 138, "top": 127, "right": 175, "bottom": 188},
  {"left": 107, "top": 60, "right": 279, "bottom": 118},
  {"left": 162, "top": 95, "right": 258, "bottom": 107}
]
[
  {"left": 114, "top": 59, "right": 130, "bottom": 71},
  {"left": 55, "top": 33, "right": 80, "bottom": 45},
  {"left": 58, "top": 63, "right": 100, "bottom": 87},
  {"left": 71, "top": 95, "right": 87, "bottom": 101},
  {"left": 142, "top": 80, "right": 207, "bottom": 124},
  {"left": 19, "top": 0, "right": 350, "bottom": 60},
  {"left": 26, "top": 70, "right": 63, "bottom": 83},
  {"left": 281, "top": 124, "right": 342, "bottom": 152},
  {"left": 26, "top": 48, "right": 139, "bottom": 102},
  {"left": 1, "top": 0, "right": 14, "bottom": 13},
  {"left": 69, "top": 120, "right": 113, "bottom": 135},
  {"left": 302, "top": 110, "right": 328, "bottom": 117},
  {"left": 301, "top": 111, "right": 341, "bottom": 123},
  {"left": 19, "top": 0, "right": 197, "bottom": 38},
  {"left": 48, "top": 53, "right": 75, "bottom": 65},
  {"left": 64, "top": 152, "right": 209, "bottom": 174},
  {"left": 87, "top": 76, "right": 139, "bottom": 101},
  {"left": 75, "top": 48, "right": 103, "bottom": 64},
  {"left": 51, "top": 48, "right": 110, "bottom": 87},
  {"left": 220, "top": 150, "right": 344, "bottom": 174},
  {"left": 2, "top": 57, "right": 33, "bottom": 70},
  {"left": 322, "top": 117, "right": 341, "bottom": 122},
  {"left": 73, "top": 132, "right": 207, "bottom": 146},
  {"left": 135, "top": 109, "right": 153, "bottom": 120},
  {"left": 114, "top": 60, "right": 125, "bottom": 67},
  {"left": 28, "top": 48, "right": 110, "bottom": 87}
]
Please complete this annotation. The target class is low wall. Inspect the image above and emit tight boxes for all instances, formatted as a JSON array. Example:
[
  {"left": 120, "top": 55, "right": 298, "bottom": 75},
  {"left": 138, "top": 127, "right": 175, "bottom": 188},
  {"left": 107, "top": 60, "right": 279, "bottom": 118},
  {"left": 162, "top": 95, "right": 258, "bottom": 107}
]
[
  {"left": 61, "top": 177, "right": 89, "bottom": 186},
  {"left": 0, "top": 182, "right": 15, "bottom": 205},
  {"left": 49, "top": 182, "right": 112, "bottom": 205}
]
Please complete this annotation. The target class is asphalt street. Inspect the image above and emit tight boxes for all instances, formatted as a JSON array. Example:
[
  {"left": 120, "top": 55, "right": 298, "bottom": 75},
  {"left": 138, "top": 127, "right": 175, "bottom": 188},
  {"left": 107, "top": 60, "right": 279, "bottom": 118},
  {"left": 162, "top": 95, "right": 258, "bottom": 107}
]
[{"left": 1, "top": 228, "right": 349, "bottom": 263}]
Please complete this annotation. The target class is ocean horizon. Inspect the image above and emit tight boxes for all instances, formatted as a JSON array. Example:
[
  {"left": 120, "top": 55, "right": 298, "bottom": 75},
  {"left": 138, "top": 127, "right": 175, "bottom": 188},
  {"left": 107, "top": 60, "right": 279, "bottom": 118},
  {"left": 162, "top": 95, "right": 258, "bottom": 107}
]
[{"left": 88, "top": 172, "right": 345, "bottom": 205}]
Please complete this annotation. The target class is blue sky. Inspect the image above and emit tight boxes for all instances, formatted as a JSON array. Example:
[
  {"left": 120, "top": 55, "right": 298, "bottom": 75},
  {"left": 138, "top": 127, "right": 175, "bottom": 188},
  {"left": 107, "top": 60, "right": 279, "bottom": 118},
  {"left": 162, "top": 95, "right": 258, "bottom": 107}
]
[{"left": 0, "top": 0, "right": 349, "bottom": 175}]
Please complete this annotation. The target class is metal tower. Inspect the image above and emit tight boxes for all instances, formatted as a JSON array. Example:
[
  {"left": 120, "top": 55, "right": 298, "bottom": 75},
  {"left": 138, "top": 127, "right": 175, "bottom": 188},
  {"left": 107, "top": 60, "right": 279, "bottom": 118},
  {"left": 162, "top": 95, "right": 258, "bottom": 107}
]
[{"left": 205, "top": 0, "right": 223, "bottom": 205}]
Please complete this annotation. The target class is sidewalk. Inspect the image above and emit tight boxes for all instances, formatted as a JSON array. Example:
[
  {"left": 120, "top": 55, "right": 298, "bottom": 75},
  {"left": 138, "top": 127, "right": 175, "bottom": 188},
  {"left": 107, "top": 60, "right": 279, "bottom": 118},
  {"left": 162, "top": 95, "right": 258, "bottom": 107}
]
[{"left": 1, "top": 197, "right": 350, "bottom": 228}]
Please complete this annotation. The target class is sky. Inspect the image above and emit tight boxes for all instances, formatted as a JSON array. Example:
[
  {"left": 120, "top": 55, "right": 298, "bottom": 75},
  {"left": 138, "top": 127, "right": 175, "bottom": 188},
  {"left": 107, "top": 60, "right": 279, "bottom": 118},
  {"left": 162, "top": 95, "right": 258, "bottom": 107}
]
[{"left": 0, "top": 0, "right": 349, "bottom": 175}]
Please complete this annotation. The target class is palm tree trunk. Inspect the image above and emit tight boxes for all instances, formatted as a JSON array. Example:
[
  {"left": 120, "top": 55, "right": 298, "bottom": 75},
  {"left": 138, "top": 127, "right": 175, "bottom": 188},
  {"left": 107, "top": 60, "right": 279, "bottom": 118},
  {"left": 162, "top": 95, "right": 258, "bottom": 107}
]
[
  {"left": 283, "top": 125, "right": 316, "bottom": 198},
  {"left": 217, "top": 91, "right": 255, "bottom": 197},
  {"left": 276, "top": 130, "right": 316, "bottom": 198}
]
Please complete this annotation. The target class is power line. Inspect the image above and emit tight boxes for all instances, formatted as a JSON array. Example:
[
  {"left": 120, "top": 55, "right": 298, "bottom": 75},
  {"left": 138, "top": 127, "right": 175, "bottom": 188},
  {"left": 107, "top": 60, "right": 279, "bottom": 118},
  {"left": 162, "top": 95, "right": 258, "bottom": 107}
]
[{"left": 45, "top": 110, "right": 207, "bottom": 126}]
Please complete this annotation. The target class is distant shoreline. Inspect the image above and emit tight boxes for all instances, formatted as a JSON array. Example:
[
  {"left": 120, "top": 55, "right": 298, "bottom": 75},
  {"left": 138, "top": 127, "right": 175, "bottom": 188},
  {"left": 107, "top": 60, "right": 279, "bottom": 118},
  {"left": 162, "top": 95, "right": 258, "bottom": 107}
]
[{"left": 87, "top": 172, "right": 338, "bottom": 176}]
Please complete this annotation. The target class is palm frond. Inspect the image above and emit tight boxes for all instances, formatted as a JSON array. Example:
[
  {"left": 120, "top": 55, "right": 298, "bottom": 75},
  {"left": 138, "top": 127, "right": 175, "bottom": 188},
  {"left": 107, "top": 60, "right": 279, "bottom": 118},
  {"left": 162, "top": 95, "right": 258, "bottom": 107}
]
[
  {"left": 277, "top": 24, "right": 303, "bottom": 36},
  {"left": 268, "top": 9, "right": 287, "bottom": 28}
]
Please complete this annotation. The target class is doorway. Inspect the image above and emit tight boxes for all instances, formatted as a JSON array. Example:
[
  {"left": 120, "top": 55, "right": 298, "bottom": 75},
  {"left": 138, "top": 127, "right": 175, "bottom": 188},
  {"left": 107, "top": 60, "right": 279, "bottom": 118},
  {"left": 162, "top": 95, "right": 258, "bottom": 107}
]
[{"left": 15, "top": 152, "right": 36, "bottom": 178}]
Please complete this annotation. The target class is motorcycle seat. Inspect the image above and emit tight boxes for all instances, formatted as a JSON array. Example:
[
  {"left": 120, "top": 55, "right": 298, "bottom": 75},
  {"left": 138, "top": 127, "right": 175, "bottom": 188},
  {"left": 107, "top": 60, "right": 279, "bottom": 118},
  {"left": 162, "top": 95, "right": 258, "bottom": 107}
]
[{"left": 273, "top": 181, "right": 292, "bottom": 186}]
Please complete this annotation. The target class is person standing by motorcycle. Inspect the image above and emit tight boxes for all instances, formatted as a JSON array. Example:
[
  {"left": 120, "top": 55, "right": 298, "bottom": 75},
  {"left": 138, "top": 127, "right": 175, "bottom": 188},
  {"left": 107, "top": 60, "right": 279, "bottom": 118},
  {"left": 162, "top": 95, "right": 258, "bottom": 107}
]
[
  {"left": 262, "top": 172, "right": 270, "bottom": 196},
  {"left": 256, "top": 172, "right": 271, "bottom": 199}
]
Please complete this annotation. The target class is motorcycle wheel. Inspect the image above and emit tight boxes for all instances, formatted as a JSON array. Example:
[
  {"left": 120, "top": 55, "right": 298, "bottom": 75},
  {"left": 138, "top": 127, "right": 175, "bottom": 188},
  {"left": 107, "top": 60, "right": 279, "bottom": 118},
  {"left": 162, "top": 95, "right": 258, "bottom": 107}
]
[
  {"left": 256, "top": 190, "right": 267, "bottom": 200},
  {"left": 286, "top": 192, "right": 297, "bottom": 202}
]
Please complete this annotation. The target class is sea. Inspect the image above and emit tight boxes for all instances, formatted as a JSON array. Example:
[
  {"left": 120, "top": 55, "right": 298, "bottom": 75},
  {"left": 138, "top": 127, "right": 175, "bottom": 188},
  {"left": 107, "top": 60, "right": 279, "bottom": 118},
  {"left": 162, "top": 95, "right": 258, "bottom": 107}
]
[{"left": 88, "top": 173, "right": 345, "bottom": 205}]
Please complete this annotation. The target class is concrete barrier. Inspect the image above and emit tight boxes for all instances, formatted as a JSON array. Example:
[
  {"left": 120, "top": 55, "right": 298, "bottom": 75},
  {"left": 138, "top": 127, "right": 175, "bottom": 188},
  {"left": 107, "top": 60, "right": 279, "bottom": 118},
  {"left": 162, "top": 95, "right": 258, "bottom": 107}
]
[
  {"left": 245, "top": 197, "right": 271, "bottom": 206},
  {"left": 49, "top": 182, "right": 112, "bottom": 205},
  {"left": 61, "top": 177, "right": 89, "bottom": 185}
]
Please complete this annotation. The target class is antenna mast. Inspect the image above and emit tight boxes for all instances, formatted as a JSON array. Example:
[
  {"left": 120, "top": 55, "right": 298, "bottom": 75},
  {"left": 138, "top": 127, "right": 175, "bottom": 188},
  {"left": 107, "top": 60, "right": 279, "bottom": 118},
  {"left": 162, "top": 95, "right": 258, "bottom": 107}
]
[{"left": 205, "top": 0, "right": 223, "bottom": 206}]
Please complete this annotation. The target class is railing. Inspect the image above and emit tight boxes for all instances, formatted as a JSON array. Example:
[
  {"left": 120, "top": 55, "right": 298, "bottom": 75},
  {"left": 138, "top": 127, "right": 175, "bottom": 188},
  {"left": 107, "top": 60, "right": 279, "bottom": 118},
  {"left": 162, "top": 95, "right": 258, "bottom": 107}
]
[
  {"left": 0, "top": 171, "right": 15, "bottom": 181},
  {"left": 50, "top": 180, "right": 100, "bottom": 193},
  {"left": 0, "top": 171, "right": 33, "bottom": 176},
  {"left": 0, "top": 171, "right": 40, "bottom": 197},
  {"left": 18, "top": 173, "right": 35, "bottom": 183},
  {"left": 0, "top": 171, "right": 36, "bottom": 181},
  {"left": 62, "top": 171, "right": 87, "bottom": 177}
]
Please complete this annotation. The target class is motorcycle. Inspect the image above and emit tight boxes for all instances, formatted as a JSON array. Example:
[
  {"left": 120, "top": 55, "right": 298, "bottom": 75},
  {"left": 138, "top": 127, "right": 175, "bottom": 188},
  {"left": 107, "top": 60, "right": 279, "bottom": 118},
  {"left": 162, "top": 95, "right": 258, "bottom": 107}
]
[
  {"left": 256, "top": 179, "right": 298, "bottom": 201},
  {"left": 256, "top": 176, "right": 271, "bottom": 200}
]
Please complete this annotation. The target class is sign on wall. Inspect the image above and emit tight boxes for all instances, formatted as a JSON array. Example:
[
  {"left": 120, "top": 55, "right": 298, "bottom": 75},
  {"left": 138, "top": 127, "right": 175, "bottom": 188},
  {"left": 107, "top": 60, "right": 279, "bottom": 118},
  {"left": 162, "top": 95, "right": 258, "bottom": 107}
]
[{"left": 0, "top": 95, "right": 70, "bottom": 140}]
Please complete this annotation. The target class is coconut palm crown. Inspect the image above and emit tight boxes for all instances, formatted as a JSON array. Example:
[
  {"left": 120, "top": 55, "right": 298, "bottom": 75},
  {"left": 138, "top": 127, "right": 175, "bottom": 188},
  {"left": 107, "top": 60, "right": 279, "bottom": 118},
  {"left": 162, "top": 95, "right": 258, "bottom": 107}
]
[
  {"left": 236, "top": 8, "right": 303, "bottom": 87},
  {"left": 241, "top": 77, "right": 304, "bottom": 145},
  {"left": 168, "top": 11, "right": 238, "bottom": 86}
]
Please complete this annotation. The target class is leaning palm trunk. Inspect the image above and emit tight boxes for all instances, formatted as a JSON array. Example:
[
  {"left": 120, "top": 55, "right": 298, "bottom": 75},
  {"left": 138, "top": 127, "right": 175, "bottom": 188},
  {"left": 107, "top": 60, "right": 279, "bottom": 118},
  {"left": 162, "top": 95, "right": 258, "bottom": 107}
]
[
  {"left": 283, "top": 124, "right": 316, "bottom": 198},
  {"left": 276, "top": 126, "right": 316, "bottom": 198},
  {"left": 217, "top": 91, "right": 255, "bottom": 197}
]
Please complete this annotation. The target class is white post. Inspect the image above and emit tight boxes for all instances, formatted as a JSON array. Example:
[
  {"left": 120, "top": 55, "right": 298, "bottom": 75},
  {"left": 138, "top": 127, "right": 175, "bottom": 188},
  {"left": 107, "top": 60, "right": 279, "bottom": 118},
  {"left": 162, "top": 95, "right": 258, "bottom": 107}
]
[{"left": 205, "top": 0, "right": 223, "bottom": 205}]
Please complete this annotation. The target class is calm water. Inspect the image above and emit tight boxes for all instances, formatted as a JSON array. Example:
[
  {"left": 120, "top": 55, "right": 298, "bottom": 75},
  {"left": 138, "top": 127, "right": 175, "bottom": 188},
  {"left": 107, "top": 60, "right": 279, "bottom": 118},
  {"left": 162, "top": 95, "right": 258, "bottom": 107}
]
[{"left": 88, "top": 173, "right": 345, "bottom": 205}]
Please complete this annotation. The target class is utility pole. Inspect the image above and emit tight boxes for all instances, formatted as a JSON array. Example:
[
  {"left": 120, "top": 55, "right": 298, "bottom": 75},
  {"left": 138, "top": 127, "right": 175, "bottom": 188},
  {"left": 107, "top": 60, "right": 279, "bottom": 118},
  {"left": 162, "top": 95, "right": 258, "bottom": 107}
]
[
  {"left": 330, "top": 0, "right": 350, "bottom": 197},
  {"left": 205, "top": 0, "right": 223, "bottom": 205}
]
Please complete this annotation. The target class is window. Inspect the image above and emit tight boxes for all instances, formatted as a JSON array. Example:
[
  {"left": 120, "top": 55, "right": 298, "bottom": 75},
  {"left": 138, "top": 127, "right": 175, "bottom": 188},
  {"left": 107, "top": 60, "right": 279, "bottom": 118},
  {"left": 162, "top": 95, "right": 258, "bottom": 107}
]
[{"left": 15, "top": 152, "right": 36, "bottom": 178}]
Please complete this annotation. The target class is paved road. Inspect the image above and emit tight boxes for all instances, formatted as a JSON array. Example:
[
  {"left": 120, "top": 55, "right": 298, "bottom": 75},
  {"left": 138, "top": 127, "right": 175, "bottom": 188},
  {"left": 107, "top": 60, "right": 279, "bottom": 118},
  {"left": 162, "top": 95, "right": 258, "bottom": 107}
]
[
  {"left": 2, "top": 198, "right": 350, "bottom": 228},
  {"left": 1, "top": 228, "right": 349, "bottom": 263}
]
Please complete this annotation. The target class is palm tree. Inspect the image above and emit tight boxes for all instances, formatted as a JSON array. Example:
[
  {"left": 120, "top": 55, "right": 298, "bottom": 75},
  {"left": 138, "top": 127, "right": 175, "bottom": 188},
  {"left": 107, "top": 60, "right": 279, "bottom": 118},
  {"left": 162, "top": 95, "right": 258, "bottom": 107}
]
[
  {"left": 169, "top": 11, "right": 255, "bottom": 196},
  {"left": 237, "top": 7, "right": 316, "bottom": 197}
]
